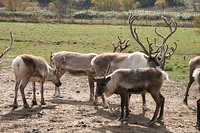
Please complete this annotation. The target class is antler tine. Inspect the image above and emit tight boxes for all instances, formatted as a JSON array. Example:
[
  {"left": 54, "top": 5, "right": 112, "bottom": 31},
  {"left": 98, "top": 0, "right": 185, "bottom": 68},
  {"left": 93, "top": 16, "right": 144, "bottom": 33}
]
[
  {"left": 128, "top": 14, "right": 149, "bottom": 55},
  {"left": 0, "top": 29, "right": 13, "bottom": 59},
  {"left": 119, "top": 39, "right": 130, "bottom": 53},
  {"left": 50, "top": 52, "right": 53, "bottom": 67},
  {"left": 0, "top": 29, "right": 13, "bottom": 64},
  {"left": 155, "top": 16, "right": 177, "bottom": 47},
  {"left": 111, "top": 36, "right": 130, "bottom": 53},
  {"left": 111, "top": 39, "right": 117, "bottom": 53},
  {"left": 165, "top": 42, "right": 177, "bottom": 59},
  {"left": 111, "top": 36, "right": 123, "bottom": 53}
]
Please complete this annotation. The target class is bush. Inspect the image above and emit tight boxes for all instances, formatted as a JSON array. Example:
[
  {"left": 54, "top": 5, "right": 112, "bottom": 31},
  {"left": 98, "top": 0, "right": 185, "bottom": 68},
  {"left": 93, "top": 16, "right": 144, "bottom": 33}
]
[{"left": 193, "top": 16, "right": 200, "bottom": 27}]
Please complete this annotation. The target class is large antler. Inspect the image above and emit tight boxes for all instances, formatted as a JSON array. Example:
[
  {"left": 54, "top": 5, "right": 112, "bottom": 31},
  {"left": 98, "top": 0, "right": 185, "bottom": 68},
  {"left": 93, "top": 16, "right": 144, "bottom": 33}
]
[
  {"left": 129, "top": 14, "right": 177, "bottom": 69},
  {"left": 154, "top": 16, "right": 178, "bottom": 64},
  {"left": 111, "top": 36, "right": 131, "bottom": 53},
  {"left": 0, "top": 29, "right": 13, "bottom": 64}
]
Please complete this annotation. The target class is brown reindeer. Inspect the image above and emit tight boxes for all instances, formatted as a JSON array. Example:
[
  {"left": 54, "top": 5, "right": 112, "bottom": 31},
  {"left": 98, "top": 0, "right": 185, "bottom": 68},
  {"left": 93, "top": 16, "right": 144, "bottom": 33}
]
[
  {"left": 183, "top": 56, "right": 200, "bottom": 105},
  {"left": 12, "top": 54, "right": 62, "bottom": 108},
  {"left": 92, "top": 14, "right": 177, "bottom": 108},
  {"left": 93, "top": 68, "right": 169, "bottom": 123},
  {"left": 0, "top": 29, "right": 13, "bottom": 64},
  {"left": 50, "top": 51, "right": 97, "bottom": 101}
]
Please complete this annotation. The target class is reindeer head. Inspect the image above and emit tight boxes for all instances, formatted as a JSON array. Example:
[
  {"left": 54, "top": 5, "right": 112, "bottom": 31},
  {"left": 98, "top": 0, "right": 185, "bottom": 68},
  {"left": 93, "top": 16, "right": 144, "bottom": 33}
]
[
  {"left": 93, "top": 76, "right": 111, "bottom": 96},
  {"left": 49, "top": 55, "right": 66, "bottom": 87}
]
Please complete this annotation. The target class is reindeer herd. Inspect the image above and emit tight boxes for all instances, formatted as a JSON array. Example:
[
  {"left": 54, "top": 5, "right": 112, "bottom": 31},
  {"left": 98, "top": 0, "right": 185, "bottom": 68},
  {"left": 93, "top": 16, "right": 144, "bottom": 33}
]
[{"left": 0, "top": 14, "right": 199, "bottom": 124}]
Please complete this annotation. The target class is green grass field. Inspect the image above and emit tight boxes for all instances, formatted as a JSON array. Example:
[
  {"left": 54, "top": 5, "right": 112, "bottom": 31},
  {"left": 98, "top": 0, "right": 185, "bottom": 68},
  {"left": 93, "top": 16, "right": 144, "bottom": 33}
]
[{"left": 0, "top": 22, "right": 200, "bottom": 83}]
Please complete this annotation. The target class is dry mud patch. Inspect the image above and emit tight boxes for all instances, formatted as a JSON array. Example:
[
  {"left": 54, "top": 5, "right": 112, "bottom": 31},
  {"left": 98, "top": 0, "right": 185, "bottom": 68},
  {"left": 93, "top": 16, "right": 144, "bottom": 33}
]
[{"left": 0, "top": 68, "right": 200, "bottom": 133}]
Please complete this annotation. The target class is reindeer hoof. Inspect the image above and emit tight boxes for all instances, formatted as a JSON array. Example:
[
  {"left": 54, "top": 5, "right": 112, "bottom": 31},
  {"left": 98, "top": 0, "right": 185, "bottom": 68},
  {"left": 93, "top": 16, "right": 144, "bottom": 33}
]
[
  {"left": 183, "top": 99, "right": 188, "bottom": 106},
  {"left": 103, "top": 103, "right": 110, "bottom": 108},
  {"left": 58, "top": 95, "right": 63, "bottom": 98},
  {"left": 117, "top": 117, "right": 126, "bottom": 122},
  {"left": 90, "top": 97, "right": 94, "bottom": 102},
  {"left": 13, "top": 104, "right": 18, "bottom": 109},
  {"left": 24, "top": 104, "right": 29, "bottom": 108},
  {"left": 149, "top": 119, "right": 156, "bottom": 124},
  {"left": 157, "top": 117, "right": 163, "bottom": 122},
  {"left": 32, "top": 101, "right": 37, "bottom": 105},
  {"left": 41, "top": 101, "right": 46, "bottom": 105}
]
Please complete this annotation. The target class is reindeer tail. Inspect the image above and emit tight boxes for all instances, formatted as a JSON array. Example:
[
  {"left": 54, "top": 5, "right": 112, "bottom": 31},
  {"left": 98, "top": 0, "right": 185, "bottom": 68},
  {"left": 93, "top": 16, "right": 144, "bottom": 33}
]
[
  {"left": 192, "top": 68, "right": 200, "bottom": 81},
  {"left": 162, "top": 71, "right": 169, "bottom": 81}
]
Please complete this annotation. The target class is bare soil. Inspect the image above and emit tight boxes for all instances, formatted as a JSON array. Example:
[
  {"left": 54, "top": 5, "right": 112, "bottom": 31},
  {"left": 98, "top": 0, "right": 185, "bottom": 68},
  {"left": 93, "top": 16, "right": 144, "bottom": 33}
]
[{"left": 0, "top": 67, "right": 200, "bottom": 133}]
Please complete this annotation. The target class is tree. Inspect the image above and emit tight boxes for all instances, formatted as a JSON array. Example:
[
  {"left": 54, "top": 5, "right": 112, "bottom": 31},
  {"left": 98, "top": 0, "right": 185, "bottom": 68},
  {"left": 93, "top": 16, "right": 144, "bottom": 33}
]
[
  {"left": 155, "top": 0, "right": 166, "bottom": 8},
  {"left": 137, "top": 0, "right": 156, "bottom": 8},
  {"left": 72, "top": 0, "right": 92, "bottom": 10},
  {"left": 2, "top": 0, "right": 30, "bottom": 11},
  {"left": 91, "top": 0, "right": 120, "bottom": 11},
  {"left": 52, "top": 0, "right": 73, "bottom": 14},
  {"left": 37, "top": 0, "right": 52, "bottom": 7},
  {"left": 120, "top": 0, "right": 139, "bottom": 11}
]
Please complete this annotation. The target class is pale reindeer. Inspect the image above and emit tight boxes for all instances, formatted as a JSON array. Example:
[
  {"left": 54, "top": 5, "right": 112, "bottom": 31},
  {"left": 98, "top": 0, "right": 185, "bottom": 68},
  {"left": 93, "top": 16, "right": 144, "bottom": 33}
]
[
  {"left": 183, "top": 56, "right": 200, "bottom": 105},
  {"left": 50, "top": 51, "right": 97, "bottom": 101},
  {"left": 92, "top": 14, "right": 177, "bottom": 108},
  {"left": 93, "top": 68, "right": 169, "bottom": 123},
  {"left": 12, "top": 54, "right": 62, "bottom": 108},
  {"left": 0, "top": 29, "right": 13, "bottom": 64}
]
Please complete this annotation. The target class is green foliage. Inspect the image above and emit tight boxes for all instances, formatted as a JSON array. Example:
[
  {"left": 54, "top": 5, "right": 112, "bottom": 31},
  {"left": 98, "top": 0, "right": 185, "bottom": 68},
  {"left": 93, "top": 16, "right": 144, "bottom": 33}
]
[
  {"left": 193, "top": 16, "right": 200, "bottom": 27},
  {"left": 119, "top": 0, "right": 139, "bottom": 11},
  {"left": 51, "top": 0, "right": 73, "bottom": 14},
  {"left": 2, "top": 0, "right": 30, "bottom": 11},
  {"left": 137, "top": 0, "right": 156, "bottom": 8},
  {"left": 91, "top": 0, "right": 120, "bottom": 11},
  {"left": 72, "top": 0, "right": 92, "bottom": 10},
  {"left": 37, "top": 0, "right": 52, "bottom": 7}
]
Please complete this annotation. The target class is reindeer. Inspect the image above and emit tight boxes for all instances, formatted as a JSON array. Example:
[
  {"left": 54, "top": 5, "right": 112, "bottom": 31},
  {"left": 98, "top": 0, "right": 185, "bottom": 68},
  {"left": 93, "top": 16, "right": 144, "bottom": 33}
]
[
  {"left": 93, "top": 68, "right": 169, "bottom": 123},
  {"left": 183, "top": 56, "right": 200, "bottom": 105},
  {"left": 92, "top": 14, "right": 177, "bottom": 108},
  {"left": 0, "top": 29, "right": 13, "bottom": 64},
  {"left": 12, "top": 54, "right": 62, "bottom": 108},
  {"left": 50, "top": 51, "right": 97, "bottom": 101}
]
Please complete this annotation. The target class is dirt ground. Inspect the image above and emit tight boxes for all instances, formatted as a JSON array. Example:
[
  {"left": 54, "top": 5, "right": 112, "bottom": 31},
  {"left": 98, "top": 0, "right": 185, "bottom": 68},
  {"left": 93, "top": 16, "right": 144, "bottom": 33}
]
[{"left": 0, "top": 66, "right": 200, "bottom": 133}]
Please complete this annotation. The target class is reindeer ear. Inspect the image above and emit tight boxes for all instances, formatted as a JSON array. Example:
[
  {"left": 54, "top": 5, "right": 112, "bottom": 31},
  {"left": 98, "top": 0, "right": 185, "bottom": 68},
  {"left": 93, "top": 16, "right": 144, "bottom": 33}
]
[{"left": 106, "top": 76, "right": 111, "bottom": 82}]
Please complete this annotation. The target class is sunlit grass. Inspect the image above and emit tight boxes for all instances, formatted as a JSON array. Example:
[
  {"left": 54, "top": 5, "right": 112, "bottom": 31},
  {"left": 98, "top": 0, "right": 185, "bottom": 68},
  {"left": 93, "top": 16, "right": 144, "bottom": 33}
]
[{"left": 0, "top": 22, "right": 199, "bottom": 82}]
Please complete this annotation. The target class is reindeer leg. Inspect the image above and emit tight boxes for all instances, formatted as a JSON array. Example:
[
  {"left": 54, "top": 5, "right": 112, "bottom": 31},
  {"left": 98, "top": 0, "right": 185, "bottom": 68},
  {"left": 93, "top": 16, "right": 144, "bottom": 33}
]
[
  {"left": 142, "top": 93, "right": 149, "bottom": 111},
  {"left": 118, "top": 92, "right": 126, "bottom": 121},
  {"left": 125, "top": 93, "right": 130, "bottom": 120},
  {"left": 183, "top": 78, "right": 194, "bottom": 105},
  {"left": 88, "top": 74, "right": 94, "bottom": 101},
  {"left": 40, "top": 80, "right": 46, "bottom": 105},
  {"left": 54, "top": 86, "right": 58, "bottom": 97},
  {"left": 32, "top": 82, "right": 37, "bottom": 105},
  {"left": 20, "top": 78, "right": 30, "bottom": 108},
  {"left": 157, "top": 93, "right": 165, "bottom": 121},
  {"left": 13, "top": 77, "right": 21, "bottom": 108},
  {"left": 57, "top": 87, "right": 63, "bottom": 98},
  {"left": 149, "top": 92, "right": 161, "bottom": 123},
  {"left": 102, "top": 94, "right": 109, "bottom": 108}
]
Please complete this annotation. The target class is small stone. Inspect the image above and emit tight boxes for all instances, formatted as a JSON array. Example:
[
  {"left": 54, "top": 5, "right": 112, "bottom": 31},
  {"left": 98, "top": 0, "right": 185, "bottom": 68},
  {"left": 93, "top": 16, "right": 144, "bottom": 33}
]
[{"left": 47, "top": 127, "right": 53, "bottom": 131}]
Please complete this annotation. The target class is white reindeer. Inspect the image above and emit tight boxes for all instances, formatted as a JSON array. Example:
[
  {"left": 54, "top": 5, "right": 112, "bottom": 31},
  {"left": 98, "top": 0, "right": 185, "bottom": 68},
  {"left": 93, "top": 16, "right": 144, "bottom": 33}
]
[
  {"left": 92, "top": 14, "right": 177, "bottom": 108},
  {"left": 50, "top": 51, "right": 97, "bottom": 101},
  {"left": 93, "top": 68, "right": 169, "bottom": 123},
  {"left": 12, "top": 54, "right": 62, "bottom": 108}
]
